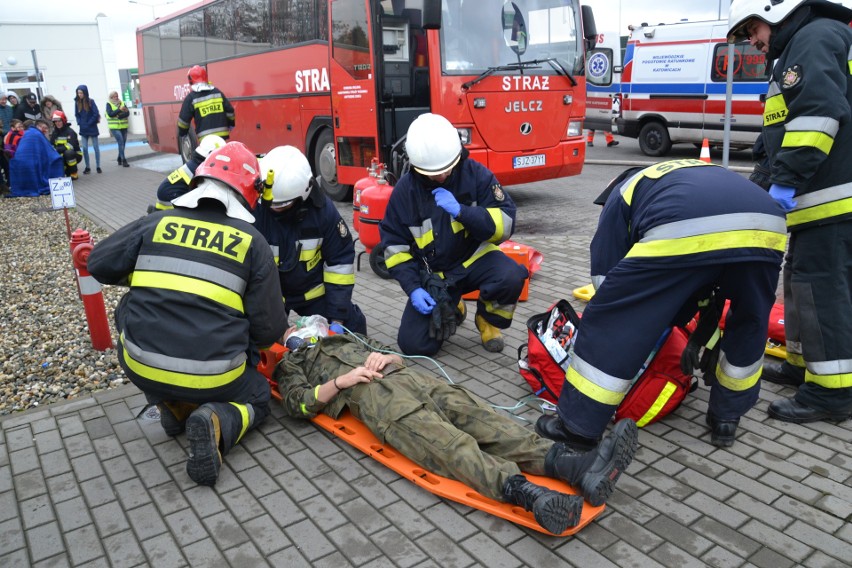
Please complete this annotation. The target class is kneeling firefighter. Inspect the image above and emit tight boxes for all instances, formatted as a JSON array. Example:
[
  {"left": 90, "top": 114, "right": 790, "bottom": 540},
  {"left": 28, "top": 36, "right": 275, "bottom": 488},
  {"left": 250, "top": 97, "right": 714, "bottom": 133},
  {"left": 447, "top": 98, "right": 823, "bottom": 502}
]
[
  {"left": 536, "top": 161, "right": 786, "bottom": 448},
  {"left": 253, "top": 145, "right": 366, "bottom": 334},
  {"left": 88, "top": 141, "right": 288, "bottom": 486},
  {"left": 379, "top": 113, "right": 529, "bottom": 356}
]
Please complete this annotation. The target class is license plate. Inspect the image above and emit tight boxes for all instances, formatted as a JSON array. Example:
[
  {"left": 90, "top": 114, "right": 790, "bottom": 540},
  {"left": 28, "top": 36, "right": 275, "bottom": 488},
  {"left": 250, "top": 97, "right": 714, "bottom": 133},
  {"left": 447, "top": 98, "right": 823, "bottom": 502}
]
[{"left": 512, "top": 154, "right": 545, "bottom": 169}]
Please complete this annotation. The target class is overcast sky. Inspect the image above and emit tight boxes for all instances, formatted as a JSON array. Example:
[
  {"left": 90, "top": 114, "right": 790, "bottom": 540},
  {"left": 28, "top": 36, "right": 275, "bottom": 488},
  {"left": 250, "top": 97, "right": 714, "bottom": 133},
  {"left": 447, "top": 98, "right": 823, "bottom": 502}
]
[{"left": 3, "top": 0, "right": 732, "bottom": 69}]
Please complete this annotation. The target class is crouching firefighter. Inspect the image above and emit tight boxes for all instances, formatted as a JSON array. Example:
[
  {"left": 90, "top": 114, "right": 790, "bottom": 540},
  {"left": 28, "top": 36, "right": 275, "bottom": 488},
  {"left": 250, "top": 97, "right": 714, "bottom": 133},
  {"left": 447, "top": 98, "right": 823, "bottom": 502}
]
[
  {"left": 87, "top": 141, "right": 288, "bottom": 486},
  {"left": 253, "top": 145, "right": 366, "bottom": 334},
  {"left": 154, "top": 134, "right": 225, "bottom": 210},
  {"left": 379, "top": 113, "right": 529, "bottom": 355},
  {"left": 536, "top": 160, "right": 786, "bottom": 448},
  {"left": 49, "top": 111, "right": 82, "bottom": 180}
]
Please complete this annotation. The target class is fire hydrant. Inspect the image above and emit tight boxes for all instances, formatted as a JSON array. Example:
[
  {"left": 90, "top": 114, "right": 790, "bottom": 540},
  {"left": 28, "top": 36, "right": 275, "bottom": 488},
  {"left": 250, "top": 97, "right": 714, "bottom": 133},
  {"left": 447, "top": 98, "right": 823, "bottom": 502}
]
[{"left": 70, "top": 229, "right": 113, "bottom": 351}]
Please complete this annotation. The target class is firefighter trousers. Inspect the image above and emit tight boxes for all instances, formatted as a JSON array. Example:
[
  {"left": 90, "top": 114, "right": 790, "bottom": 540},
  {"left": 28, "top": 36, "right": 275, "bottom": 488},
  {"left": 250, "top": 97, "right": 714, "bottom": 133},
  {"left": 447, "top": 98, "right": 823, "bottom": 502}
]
[
  {"left": 784, "top": 223, "right": 852, "bottom": 413},
  {"left": 344, "top": 370, "right": 554, "bottom": 501},
  {"left": 557, "top": 261, "right": 779, "bottom": 440},
  {"left": 397, "top": 250, "right": 529, "bottom": 355}
]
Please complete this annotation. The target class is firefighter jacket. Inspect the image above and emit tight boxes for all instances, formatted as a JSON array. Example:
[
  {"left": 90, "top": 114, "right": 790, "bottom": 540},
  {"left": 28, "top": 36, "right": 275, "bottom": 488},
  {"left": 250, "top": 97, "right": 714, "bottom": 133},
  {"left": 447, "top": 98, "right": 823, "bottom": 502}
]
[
  {"left": 762, "top": 11, "right": 852, "bottom": 231},
  {"left": 87, "top": 202, "right": 287, "bottom": 399},
  {"left": 155, "top": 155, "right": 203, "bottom": 210},
  {"left": 379, "top": 157, "right": 516, "bottom": 296},
  {"left": 177, "top": 84, "right": 235, "bottom": 140},
  {"left": 591, "top": 160, "right": 787, "bottom": 290},
  {"left": 49, "top": 124, "right": 81, "bottom": 156},
  {"left": 253, "top": 190, "right": 356, "bottom": 320}
]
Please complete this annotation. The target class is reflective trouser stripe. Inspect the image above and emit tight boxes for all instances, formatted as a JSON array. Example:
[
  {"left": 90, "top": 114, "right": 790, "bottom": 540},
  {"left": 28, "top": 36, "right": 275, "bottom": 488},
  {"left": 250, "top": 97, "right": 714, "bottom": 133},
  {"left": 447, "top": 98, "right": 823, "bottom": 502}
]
[{"left": 228, "top": 402, "right": 252, "bottom": 443}]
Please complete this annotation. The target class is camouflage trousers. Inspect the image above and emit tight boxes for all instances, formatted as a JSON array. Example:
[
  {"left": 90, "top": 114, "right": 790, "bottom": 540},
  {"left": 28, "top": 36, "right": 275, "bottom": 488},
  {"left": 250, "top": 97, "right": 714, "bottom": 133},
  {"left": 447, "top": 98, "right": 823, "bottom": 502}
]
[{"left": 344, "top": 370, "right": 554, "bottom": 501}]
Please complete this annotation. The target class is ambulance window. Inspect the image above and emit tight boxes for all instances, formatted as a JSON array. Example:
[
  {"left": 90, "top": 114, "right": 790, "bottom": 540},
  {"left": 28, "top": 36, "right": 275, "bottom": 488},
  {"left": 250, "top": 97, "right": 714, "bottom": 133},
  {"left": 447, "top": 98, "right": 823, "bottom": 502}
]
[{"left": 710, "top": 43, "right": 769, "bottom": 82}]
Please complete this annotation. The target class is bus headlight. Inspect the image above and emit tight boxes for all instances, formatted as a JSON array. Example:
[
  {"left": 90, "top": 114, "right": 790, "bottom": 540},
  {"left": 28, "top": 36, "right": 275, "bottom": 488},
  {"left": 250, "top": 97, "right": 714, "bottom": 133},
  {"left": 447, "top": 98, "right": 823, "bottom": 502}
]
[
  {"left": 567, "top": 121, "right": 582, "bottom": 137},
  {"left": 457, "top": 128, "right": 472, "bottom": 145}
]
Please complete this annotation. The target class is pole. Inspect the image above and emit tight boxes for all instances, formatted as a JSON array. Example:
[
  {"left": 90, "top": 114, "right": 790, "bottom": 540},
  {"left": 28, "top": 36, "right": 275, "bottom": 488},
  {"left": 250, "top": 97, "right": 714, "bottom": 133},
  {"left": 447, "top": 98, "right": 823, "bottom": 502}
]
[
  {"left": 722, "top": 43, "right": 735, "bottom": 168},
  {"left": 31, "top": 50, "right": 43, "bottom": 99}
]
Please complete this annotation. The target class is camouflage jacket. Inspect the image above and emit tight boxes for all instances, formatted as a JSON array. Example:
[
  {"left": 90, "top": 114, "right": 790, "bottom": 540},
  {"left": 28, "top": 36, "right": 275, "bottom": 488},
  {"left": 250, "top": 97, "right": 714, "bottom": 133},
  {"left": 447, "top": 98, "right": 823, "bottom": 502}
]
[{"left": 276, "top": 334, "right": 408, "bottom": 419}]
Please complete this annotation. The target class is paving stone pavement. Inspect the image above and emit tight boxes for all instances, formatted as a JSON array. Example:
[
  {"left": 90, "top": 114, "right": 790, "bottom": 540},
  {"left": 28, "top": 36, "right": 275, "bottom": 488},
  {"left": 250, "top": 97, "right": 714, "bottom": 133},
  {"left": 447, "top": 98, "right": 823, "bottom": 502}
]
[{"left": 1, "top": 143, "right": 850, "bottom": 567}]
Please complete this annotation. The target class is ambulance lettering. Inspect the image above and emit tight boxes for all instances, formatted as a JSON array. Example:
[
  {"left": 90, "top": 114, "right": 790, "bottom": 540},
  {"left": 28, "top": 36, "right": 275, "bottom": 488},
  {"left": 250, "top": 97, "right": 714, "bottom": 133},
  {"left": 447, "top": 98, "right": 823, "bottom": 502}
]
[
  {"left": 154, "top": 217, "right": 251, "bottom": 262},
  {"left": 295, "top": 68, "right": 330, "bottom": 93},
  {"left": 502, "top": 76, "right": 550, "bottom": 91},
  {"left": 504, "top": 100, "right": 544, "bottom": 113}
]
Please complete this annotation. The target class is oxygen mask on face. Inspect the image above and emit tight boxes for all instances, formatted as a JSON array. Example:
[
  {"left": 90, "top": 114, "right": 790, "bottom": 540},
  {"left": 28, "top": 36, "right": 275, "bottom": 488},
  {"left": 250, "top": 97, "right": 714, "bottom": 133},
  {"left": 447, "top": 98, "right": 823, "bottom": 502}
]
[{"left": 285, "top": 315, "right": 330, "bottom": 351}]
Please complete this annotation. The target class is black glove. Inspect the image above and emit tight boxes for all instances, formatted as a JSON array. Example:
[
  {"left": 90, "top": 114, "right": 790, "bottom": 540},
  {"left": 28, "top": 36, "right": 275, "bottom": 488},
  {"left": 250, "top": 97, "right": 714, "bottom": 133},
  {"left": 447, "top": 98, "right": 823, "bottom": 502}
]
[
  {"left": 680, "top": 289, "right": 724, "bottom": 376},
  {"left": 421, "top": 272, "right": 457, "bottom": 341},
  {"left": 749, "top": 163, "right": 771, "bottom": 191}
]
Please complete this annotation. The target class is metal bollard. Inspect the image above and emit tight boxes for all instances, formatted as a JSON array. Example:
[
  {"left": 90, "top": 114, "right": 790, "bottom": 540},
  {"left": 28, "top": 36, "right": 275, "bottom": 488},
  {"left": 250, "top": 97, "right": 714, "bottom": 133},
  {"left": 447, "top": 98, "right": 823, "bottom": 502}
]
[{"left": 70, "top": 229, "right": 113, "bottom": 351}]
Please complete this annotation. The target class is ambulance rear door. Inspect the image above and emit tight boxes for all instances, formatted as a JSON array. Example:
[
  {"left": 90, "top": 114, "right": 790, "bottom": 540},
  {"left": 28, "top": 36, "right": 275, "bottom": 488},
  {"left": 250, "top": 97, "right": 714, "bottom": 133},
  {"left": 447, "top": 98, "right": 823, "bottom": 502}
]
[{"left": 585, "top": 30, "right": 621, "bottom": 132}]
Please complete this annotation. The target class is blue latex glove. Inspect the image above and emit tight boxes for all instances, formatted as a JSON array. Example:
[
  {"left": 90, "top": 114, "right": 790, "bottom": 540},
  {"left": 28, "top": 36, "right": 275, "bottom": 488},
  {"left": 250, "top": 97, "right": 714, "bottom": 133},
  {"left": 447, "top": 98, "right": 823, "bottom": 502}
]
[
  {"left": 329, "top": 322, "right": 345, "bottom": 334},
  {"left": 410, "top": 287, "right": 436, "bottom": 315},
  {"left": 769, "top": 184, "right": 797, "bottom": 212},
  {"left": 432, "top": 187, "right": 461, "bottom": 217}
]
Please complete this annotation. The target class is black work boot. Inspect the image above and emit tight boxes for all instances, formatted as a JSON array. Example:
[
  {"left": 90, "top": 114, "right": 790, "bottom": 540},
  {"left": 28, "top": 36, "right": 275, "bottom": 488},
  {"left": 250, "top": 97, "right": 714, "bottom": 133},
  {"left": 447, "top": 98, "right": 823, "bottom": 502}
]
[
  {"left": 706, "top": 413, "right": 739, "bottom": 447},
  {"left": 186, "top": 405, "right": 223, "bottom": 486},
  {"left": 157, "top": 401, "right": 196, "bottom": 437},
  {"left": 535, "top": 415, "right": 599, "bottom": 451},
  {"left": 761, "top": 361, "right": 805, "bottom": 387},
  {"left": 502, "top": 474, "right": 583, "bottom": 535},
  {"left": 544, "top": 419, "right": 638, "bottom": 506}
]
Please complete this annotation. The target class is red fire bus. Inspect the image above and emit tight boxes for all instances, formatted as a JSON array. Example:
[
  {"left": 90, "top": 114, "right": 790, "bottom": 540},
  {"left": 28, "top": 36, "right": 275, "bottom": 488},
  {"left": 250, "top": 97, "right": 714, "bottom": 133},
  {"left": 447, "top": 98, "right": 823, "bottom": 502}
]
[{"left": 137, "top": 0, "right": 597, "bottom": 200}]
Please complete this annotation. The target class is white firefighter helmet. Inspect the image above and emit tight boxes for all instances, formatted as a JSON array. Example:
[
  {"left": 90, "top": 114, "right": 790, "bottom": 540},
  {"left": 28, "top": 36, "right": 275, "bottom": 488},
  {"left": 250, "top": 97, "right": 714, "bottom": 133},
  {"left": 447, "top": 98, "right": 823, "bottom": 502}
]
[
  {"left": 196, "top": 134, "right": 226, "bottom": 159},
  {"left": 727, "top": 0, "right": 808, "bottom": 42},
  {"left": 405, "top": 113, "right": 462, "bottom": 176},
  {"left": 261, "top": 145, "right": 313, "bottom": 206}
]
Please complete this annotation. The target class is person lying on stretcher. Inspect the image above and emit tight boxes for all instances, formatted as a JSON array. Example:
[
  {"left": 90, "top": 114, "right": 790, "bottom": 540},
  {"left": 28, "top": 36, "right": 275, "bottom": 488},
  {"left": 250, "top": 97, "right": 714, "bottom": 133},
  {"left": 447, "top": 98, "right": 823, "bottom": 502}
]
[{"left": 275, "top": 321, "right": 639, "bottom": 535}]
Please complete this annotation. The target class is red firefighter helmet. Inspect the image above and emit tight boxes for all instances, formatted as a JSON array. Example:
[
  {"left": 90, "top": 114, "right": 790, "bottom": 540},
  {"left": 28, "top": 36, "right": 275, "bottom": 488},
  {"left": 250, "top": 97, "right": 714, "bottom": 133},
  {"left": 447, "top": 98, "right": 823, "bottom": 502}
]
[
  {"left": 193, "top": 141, "right": 262, "bottom": 209},
  {"left": 187, "top": 65, "right": 208, "bottom": 85},
  {"left": 51, "top": 110, "right": 67, "bottom": 126}
]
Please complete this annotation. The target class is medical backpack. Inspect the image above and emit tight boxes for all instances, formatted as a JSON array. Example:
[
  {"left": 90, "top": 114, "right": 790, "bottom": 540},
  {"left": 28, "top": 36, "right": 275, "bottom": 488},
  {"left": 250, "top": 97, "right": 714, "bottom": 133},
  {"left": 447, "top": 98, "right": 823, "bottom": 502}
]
[{"left": 518, "top": 299, "right": 695, "bottom": 427}]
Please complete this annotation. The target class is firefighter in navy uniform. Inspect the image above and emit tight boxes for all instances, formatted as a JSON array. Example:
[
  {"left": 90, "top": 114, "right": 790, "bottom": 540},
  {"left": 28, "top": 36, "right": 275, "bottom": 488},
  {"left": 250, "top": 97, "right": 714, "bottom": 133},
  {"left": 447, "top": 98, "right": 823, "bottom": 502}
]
[
  {"left": 154, "top": 134, "right": 225, "bottom": 210},
  {"left": 87, "top": 141, "right": 287, "bottom": 486},
  {"left": 177, "top": 65, "right": 235, "bottom": 143},
  {"left": 536, "top": 161, "right": 787, "bottom": 448},
  {"left": 379, "top": 113, "right": 528, "bottom": 356},
  {"left": 49, "top": 111, "right": 82, "bottom": 180},
  {"left": 728, "top": 0, "right": 852, "bottom": 424},
  {"left": 253, "top": 145, "right": 366, "bottom": 334}
]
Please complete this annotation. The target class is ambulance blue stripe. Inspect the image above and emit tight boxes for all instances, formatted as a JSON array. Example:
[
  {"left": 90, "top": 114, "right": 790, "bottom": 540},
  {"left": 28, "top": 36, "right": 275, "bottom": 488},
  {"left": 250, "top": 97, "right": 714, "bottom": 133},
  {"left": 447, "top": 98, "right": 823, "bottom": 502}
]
[{"left": 624, "top": 83, "right": 766, "bottom": 95}]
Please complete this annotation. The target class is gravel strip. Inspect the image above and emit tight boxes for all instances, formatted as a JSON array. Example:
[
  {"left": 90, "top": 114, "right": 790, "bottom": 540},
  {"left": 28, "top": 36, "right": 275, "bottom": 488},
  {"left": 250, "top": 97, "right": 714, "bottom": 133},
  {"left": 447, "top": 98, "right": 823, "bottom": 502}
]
[{"left": 0, "top": 196, "right": 127, "bottom": 415}]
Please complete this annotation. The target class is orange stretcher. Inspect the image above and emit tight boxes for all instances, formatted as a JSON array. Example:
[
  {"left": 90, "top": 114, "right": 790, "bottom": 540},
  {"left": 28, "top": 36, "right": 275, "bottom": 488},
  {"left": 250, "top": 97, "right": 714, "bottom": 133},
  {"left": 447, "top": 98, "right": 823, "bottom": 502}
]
[
  {"left": 571, "top": 283, "right": 788, "bottom": 359},
  {"left": 259, "top": 343, "right": 605, "bottom": 536}
]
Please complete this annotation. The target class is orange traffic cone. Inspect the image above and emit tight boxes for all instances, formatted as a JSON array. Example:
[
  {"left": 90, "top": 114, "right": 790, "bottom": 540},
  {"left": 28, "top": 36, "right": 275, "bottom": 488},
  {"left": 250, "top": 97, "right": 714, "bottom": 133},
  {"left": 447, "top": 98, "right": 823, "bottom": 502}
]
[{"left": 699, "top": 138, "right": 711, "bottom": 163}]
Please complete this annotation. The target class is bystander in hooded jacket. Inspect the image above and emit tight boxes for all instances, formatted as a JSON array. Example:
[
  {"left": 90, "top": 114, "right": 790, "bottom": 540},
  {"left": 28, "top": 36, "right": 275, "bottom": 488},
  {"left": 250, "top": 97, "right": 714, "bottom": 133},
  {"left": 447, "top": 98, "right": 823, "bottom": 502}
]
[{"left": 74, "top": 85, "right": 100, "bottom": 137}]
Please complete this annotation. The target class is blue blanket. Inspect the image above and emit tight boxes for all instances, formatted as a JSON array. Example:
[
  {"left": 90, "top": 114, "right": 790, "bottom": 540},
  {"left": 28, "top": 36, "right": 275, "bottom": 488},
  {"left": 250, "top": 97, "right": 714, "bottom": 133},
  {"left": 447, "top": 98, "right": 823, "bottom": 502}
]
[{"left": 8, "top": 129, "right": 63, "bottom": 197}]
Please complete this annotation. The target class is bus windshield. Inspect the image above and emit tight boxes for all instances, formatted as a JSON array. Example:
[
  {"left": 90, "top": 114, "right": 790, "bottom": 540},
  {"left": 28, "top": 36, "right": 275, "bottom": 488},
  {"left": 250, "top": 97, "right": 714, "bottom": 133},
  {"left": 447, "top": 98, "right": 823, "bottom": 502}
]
[{"left": 441, "top": 0, "right": 582, "bottom": 75}]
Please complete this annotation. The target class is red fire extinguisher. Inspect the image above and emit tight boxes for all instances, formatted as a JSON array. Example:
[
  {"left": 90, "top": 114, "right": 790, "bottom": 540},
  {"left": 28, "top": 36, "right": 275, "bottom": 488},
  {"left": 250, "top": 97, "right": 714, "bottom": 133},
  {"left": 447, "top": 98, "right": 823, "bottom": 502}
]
[
  {"left": 357, "top": 163, "right": 394, "bottom": 279},
  {"left": 352, "top": 158, "right": 379, "bottom": 233}
]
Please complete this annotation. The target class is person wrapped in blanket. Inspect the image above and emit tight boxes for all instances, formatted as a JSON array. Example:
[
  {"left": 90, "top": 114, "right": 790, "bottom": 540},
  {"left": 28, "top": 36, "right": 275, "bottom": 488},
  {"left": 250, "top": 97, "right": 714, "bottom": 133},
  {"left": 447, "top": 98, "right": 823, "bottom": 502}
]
[{"left": 275, "top": 319, "right": 639, "bottom": 535}]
